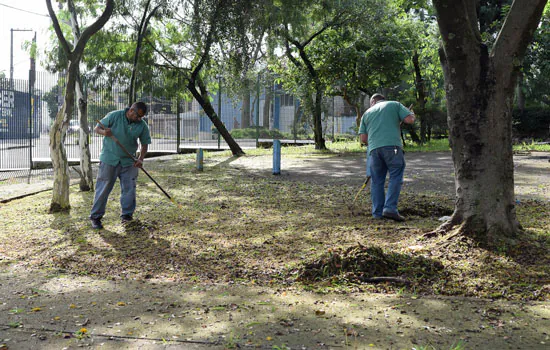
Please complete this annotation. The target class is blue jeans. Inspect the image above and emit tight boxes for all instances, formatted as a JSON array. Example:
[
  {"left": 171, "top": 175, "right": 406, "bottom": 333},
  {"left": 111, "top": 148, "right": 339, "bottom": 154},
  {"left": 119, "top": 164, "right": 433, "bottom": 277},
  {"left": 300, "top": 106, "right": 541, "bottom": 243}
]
[
  {"left": 90, "top": 162, "right": 139, "bottom": 220},
  {"left": 368, "top": 146, "right": 405, "bottom": 218}
]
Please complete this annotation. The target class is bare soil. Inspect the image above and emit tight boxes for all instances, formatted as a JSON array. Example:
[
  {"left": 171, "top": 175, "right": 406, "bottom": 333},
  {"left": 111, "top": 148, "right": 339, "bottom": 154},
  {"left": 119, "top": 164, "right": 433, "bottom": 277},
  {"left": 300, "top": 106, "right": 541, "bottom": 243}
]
[{"left": 0, "top": 150, "right": 549, "bottom": 350}]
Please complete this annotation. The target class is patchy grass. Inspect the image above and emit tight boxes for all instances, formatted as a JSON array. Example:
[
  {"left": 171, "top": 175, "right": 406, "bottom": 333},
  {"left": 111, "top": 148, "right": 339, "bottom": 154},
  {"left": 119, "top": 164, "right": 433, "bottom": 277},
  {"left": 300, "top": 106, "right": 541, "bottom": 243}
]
[
  {"left": 514, "top": 141, "right": 550, "bottom": 152},
  {"left": 0, "top": 153, "right": 548, "bottom": 302}
]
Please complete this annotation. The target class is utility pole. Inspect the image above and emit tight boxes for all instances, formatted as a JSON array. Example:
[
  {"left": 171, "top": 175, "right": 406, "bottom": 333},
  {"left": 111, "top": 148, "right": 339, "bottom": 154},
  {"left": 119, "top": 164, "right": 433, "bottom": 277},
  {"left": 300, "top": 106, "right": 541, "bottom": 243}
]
[{"left": 10, "top": 28, "right": 33, "bottom": 87}]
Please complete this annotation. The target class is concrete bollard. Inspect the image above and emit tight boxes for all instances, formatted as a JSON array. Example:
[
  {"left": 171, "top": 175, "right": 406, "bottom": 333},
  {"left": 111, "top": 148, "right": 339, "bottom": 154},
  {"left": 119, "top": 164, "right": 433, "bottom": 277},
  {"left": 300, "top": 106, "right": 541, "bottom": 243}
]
[
  {"left": 273, "top": 140, "right": 281, "bottom": 175},
  {"left": 196, "top": 148, "right": 203, "bottom": 171}
]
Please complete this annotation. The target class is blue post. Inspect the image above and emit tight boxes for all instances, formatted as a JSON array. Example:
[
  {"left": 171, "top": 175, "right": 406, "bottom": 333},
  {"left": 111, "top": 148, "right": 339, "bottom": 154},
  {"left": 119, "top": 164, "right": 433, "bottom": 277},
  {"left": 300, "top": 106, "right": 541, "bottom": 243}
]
[
  {"left": 273, "top": 140, "right": 281, "bottom": 175},
  {"left": 196, "top": 148, "right": 203, "bottom": 171}
]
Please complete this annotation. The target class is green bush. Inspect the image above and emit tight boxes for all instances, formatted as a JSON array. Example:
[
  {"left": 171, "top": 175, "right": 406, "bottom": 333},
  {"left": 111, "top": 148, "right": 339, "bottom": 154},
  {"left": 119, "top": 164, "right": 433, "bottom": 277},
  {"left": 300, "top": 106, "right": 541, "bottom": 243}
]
[
  {"left": 230, "top": 127, "right": 287, "bottom": 139},
  {"left": 512, "top": 107, "right": 550, "bottom": 139}
]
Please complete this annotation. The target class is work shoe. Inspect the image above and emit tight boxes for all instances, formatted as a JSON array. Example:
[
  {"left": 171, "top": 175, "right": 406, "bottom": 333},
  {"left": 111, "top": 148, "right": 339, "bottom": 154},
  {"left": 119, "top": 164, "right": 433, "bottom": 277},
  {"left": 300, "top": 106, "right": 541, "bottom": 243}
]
[
  {"left": 121, "top": 215, "right": 133, "bottom": 223},
  {"left": 90, "top": 218, "right": 103, "bottom": 229},
  {"left": 382, "top": 211, "right": 406, "bottom": 222}
]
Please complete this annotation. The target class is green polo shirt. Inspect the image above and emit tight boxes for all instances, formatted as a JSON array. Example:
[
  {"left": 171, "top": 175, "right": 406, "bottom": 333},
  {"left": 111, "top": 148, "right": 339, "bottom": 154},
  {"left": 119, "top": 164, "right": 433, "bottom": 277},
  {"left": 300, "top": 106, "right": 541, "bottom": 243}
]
[
  {"left": 359, "top": 101, "right": 411, "bottom": 154},
  {"left": 97, "top": 108, "right": 151, "bottom": 167}
]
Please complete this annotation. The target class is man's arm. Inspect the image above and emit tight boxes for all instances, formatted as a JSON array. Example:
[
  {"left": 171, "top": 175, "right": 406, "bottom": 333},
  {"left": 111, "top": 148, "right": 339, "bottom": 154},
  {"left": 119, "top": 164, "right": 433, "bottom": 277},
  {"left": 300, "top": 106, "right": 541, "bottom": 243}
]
[
  {"left": 402, "top": 113, "right": 415, "bottom": 125},
  {"left": 135, "top": 144, "right": 148, "bottom": 168},
  {"left": 94, "top": 124, "right": 112, "bottom": 137},
  {"left": 360, "top": 133, "right": 368, "bottom": 145}
]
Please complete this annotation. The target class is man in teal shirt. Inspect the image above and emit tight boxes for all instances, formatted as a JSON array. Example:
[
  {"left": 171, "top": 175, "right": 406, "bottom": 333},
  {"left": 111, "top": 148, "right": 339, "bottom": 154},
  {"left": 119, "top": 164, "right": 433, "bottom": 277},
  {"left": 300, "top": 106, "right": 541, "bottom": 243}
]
[
  {"left": 359, "top": 94, "right": 415, "bottom": 221},
  {"left": 90, "top": 102, "right": 151, "bottom": 229}
]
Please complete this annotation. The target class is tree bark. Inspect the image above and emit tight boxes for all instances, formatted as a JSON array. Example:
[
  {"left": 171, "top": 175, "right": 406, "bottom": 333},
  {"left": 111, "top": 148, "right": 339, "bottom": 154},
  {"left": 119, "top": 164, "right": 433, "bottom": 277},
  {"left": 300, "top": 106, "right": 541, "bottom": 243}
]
[
  {"left": 46, "top": 0, "right": 114, "bottom": 212},
  {"left": 412, "top": 50, "right": 427, "bottom": 143},
  {"left": 68, "top": 0, "right": 93, "bottom": 191},
  {"left": 263, "top": 86, "right": 272, "bottom": 128},
  {"left": 241, "top": 79, "right": 251, "bottom": 128},
  {"left": 432, "top": 0, "right": 547, "bottom": 246},
  {"left": 187, "top": 77, "right": 245, "bottom": 156},
  {"left": 76, "top": 75, "right": 93, "bottom": 191},
  {"left": 49, "top": 61, "right": 78, "bottom": 212},
  {"left": 516, "top": 71, "right": 525, "bottom": 113}
]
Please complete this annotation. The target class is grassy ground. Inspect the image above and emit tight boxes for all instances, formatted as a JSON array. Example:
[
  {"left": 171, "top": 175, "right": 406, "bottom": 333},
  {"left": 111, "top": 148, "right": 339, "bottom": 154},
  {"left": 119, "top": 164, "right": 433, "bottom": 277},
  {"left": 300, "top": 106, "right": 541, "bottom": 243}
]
[{"left": 1, "top": 146, "right": 548, "bottom": 303}]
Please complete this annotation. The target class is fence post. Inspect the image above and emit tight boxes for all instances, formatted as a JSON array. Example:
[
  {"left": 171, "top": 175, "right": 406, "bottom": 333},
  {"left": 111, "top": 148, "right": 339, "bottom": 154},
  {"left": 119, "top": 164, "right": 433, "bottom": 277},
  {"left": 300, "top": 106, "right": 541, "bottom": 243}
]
[
  {"left": 217, "top": 75, "right": 222, "bottom": 150},
  {"left": 28, "top": 69, "right": 33, "bottom": 173},
  {"left": 176, "top": 73, "right": 181, "bottom": 153},
  {"left": 273, "top": 139, "right": 281, "bottom": 175},
  {"left": 196, "top": 148, "right": 203, "bottom": 171},
  {"left": 332, "top": 96, "right": 335, "bottom": 141},
  {"left": 256, "top": 73, "right": 260, "bottom": 148}
]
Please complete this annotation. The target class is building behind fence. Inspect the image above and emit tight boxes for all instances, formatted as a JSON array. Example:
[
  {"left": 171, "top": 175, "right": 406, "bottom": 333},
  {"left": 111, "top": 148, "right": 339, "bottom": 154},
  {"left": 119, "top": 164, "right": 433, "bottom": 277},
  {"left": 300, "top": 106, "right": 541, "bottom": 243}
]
[{"left": 0, "top": 71, "right": 359, "bottom": 177}]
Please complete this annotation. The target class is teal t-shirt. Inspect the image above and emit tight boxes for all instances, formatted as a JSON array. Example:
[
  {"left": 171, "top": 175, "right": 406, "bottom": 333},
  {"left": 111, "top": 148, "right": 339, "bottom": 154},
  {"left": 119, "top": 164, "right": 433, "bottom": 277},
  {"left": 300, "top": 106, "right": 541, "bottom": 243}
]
[
  {"left": 97, "top": 108, "right": 152, "bottom": 167},
  {"left": 359, "top": 101, "right": 411, "bottom": 154}
]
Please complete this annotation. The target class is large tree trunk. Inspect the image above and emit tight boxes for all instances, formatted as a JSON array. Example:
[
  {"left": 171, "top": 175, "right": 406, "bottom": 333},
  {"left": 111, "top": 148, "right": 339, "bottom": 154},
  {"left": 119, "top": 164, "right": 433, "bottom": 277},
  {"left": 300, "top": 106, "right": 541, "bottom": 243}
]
[
  {"left": 67, "top": 0, "right": 93, "bottom": 192},
  {"left": 516, "top": 71, "right": 526, "bottom": 113},
  {"left": 432, "top": 0, "right": 547, "bottom": 246},
  {"left": 412, "top": 50, "right": 427, "bottom": 143},
  {"left": 49, "top": 62, "right": 78, "bottom": 212},
  {"left": 76, "top": 75, "right": 93, "bottom": 191},
  {"left": 442, "top": 53, "right": 520, "bottom": 243},
  {"left": 187, "top": 77, "right": 245, "bottom": 156},
  {"left": 312, "top": 86, "right": 326, "bottom": 150},
  {"left": 241, "top": 80, "right": 251, "bottom": 129},
  {"left": 46, "top": 0, "right": 114, "bottom": 212},
  {"left": 263, "top": 86, "right": 272, "bottom": 128}
]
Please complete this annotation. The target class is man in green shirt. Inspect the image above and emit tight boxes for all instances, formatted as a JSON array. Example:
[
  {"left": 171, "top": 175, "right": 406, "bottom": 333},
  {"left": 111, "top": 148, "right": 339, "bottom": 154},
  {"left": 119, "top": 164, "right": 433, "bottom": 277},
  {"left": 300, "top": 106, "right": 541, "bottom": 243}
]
[
  {"left": 359, "top": 93, "right": 415, "bottom": 221},
  {"left": 90, "top": 102, "right": 151, "bottom": 229}
]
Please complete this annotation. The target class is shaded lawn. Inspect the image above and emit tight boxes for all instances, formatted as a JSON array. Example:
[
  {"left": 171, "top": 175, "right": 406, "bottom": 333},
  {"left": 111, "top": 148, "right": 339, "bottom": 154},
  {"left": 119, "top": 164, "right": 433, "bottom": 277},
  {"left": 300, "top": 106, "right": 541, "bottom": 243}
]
[{"left": 1, "top": 153, "right": 549, "bottom": 301}]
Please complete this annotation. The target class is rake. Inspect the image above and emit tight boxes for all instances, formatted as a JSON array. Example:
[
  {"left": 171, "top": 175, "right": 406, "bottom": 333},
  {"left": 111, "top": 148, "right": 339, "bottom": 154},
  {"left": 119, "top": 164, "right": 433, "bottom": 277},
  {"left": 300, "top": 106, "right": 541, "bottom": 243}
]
[{"left": 95, "top": 119, "right": 182, "bottom": 209}]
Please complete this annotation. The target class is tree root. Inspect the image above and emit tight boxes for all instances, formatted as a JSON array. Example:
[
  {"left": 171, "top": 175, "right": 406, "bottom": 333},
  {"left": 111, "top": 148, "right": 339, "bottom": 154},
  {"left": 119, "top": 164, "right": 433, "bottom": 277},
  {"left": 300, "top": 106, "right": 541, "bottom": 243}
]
[{"left": 423, "top": 221, "right": 454, "bottom": 239}]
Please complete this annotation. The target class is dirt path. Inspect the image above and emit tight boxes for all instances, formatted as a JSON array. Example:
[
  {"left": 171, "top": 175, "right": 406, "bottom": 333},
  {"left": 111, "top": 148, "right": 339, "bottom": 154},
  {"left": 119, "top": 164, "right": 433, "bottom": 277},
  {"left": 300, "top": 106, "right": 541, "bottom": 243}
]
[
  {"left": 1, "top": 151, "right": 549, "bottom": 349},
  {"left": 228, "top": 151, "right": 550, "bottom": 200},
  {"left": 1, "top": 266, "right": 549, "bottom": 350}
]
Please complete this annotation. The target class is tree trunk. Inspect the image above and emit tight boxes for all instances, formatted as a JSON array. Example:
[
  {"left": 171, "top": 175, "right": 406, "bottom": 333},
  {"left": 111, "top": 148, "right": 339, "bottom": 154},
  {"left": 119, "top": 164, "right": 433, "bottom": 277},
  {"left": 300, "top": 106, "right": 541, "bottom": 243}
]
[
  {"left": 263, "top": 86, "right": 272, "bottom": 128},
  {"left": 241, "top": 80, "right": 251, "bottom": 128},
  {"left": 412, "top": 50, "right": 427, "bottom": 143},
  {"left": 442, "top": 57, "right": 520, "bottom": 244},
  {"left": 46, "top": 0, "right": 114, "bottom": 212},
  {"left": 187, "top": 78, "right": 244, "bottom": 156},
  {"left": 49, "top": 62, "right": 78, "bottom": 212},
  {"left": 313, "top": 86, "right": 326, "bottom": 150},
  {"left": 516, "top": 71, "right": 525, "bottom": 113},
  {"left": 76, "top": 75, "right": 93, "bottom": 191},
  {"left": 67, "top": 0, "right": 93, "bottom": 192},
  {"left": 431, "top": 0, "right": 548, "bottom": 246}
]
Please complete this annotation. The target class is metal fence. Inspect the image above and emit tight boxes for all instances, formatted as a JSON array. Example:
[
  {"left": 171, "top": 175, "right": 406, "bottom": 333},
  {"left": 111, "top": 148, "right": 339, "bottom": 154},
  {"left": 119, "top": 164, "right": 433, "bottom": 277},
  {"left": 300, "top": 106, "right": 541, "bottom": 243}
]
[{"left": 0, "top": 70, "right": 359, "bottom": 183}]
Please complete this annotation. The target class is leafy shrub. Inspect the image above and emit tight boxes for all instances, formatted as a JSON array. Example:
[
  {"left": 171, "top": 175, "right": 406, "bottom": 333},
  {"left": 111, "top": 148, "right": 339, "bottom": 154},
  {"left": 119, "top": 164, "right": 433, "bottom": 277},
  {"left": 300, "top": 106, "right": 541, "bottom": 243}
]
[
  {"left": 230, "top": 127, "right": 287, "bottom": 139},
  {"left": 512, "top": 107, "right": 550, "bottom": 139}
]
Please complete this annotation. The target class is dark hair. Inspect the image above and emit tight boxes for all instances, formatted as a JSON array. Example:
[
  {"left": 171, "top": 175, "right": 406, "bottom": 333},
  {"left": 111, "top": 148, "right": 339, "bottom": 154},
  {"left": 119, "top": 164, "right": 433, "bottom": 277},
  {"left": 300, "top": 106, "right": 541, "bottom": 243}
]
[
  {"left": 370, "top": 93, "right": 385, "bottom": 104},
  {"left": 134, "top": 101, "right": 148, "bottom": 115}
]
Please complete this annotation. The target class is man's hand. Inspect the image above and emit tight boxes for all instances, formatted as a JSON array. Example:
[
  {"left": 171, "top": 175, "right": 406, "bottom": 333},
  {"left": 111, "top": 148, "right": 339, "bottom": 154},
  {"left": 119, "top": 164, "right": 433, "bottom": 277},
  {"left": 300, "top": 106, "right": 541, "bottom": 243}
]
[
  {"left": 95, "top": 125, "right": 113, "bottom": 137},
  {"left": 134, "top": 158, "right": 144, "bottom": 168}
]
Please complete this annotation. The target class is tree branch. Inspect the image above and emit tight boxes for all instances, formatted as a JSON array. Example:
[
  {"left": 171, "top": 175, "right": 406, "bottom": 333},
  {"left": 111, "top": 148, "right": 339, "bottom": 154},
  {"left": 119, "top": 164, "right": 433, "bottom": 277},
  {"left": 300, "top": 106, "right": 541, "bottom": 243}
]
[
  {"left": 491, "top": 0, "right": 548, "bottom": 70},
  {"left": 46, "top": 0, "right": 72, "bottom": 58},
  {"left": 73, "top": 0, "right": 114, "bottom": 58},
  {"left": 432, "top": 0, "right": 482, "bottom": 63}
]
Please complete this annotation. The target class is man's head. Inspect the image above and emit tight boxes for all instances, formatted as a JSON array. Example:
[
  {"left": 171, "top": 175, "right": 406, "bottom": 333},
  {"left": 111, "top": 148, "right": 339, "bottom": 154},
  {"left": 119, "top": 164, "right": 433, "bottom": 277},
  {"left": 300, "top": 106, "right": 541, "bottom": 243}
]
[
  {"left": 370, "top": 93, "right": 385, "bottom": 107},
  {"left": 128, "top": 102, "right": 148, "bottom": 122}
]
